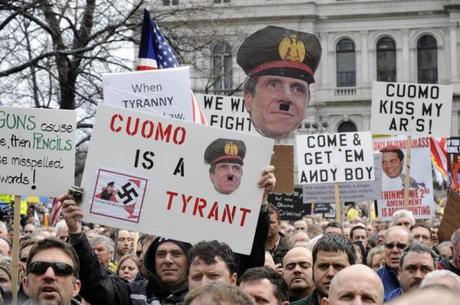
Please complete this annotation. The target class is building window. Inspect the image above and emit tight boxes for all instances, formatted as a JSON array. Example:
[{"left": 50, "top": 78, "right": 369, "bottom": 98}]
[
  {"left": 214, "top": 0, "right": 231, "bottom": 3},
  {"left": 163, "top": 0, "right": 179, "bottom": 5},
  {"left": 337, "top": 121, "right": 357, "bottom": 133},
  {"left": 336, "top": 38, "right": 356, "bottom": 87},
  {"left": 376, "top": 37, "right": 396, "bottom": 82},
  {"left": 211, "top": 41, "right": 233, "bottom": 93},
  {"left": 417, "top": 35, "right": 438, "bottom": 84}
]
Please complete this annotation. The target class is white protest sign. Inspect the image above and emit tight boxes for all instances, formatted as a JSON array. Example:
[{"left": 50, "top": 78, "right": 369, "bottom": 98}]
[
  {"left": 103, "top": 67, "right": 192, "bottom": 121},
  {"left": 371, "top": 81, "right": 453, "bottom": 136},
  {"left": 0, "top": 107, "right": 76, "bottom": 196},
  {"left": 374, "top": 136, "right": 434, "bottom": 220},
  {"left": 296, "top": 132, "right": 374, "bottom": 184},
  {"left": 81, "top": 104, "right": 274, "bottom": 254},
  {"left": 196, "top": 94, "right": 257, "bottom": 134},
  {"left": 303, "top": 154, "right": 382, "bottom": 202}
]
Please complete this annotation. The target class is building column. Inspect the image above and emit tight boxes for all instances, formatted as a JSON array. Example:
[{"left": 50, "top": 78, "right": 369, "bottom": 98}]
[
  {"left": 450, "top": 24, "right": 458, "bottom": 81},
  {"left": 401, "top": 29, "right": 410, "bottom": 82},
  {"left": 361, "top": 31, "right": 369, "bottom": 85}
]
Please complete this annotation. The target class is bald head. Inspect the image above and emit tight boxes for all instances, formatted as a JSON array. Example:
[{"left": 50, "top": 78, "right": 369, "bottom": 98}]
[
  {"left": 386, "top": 288, "right": 459, "bottom": 305},
  {"left": 322, "top": 265, "right": 384, "bottom": 305}
]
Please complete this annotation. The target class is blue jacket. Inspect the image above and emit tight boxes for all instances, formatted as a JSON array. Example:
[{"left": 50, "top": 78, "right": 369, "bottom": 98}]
[
  {"left": 385, "top": 287, "right": 402, "bottom": 302},
  {"left": 377, "top": 265, "right": 400, "bottom": 301}
]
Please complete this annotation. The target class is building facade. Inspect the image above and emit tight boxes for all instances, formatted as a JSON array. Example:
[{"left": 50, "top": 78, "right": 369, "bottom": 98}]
[{"left": 151, "top": 0, "right": 460, "bottom": 142}]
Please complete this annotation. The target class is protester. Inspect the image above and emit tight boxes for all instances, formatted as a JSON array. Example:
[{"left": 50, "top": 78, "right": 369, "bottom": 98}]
[
  {"left": 367, "top": 246, "right": 385, "bottom": 271},
  {"left": 282, "top": 247, "right": 314, "bottom": 302},
  {"left": 377, "top": 226, "right": 413, "bottom": 300},
  {"left": 321, "top": 264, "right": 384, "bottom": 305},
  {"left": 294, "top": 220, "right": 308, "bottom": 233},
  {"left": 390, "top": 209, "right": 415, "bottom": 228},
  {"left": 386, "top": 243, "right": 436, "bottom": 301},
  {"left": 420, "top": 270, "right": 460, "bottom": 291},
  {"left": 437, "top": 228, "right": 460, "bottom": 276},
  {"left": 23, "top": 224, "right": 36, "bottom": 236},
  {"left": 350, "top": 225, "right": 368, "bottom": 248},
  {"left": 239, "top": 267, "right": 289, "bottom": 305},
  {"left": 386, "top": 287, "right": 459, "bottom": 305},
  {"left": 88, "top": 235, "right": 116, "bottom": 272},
  {"left": 55, "top": 220, "right": 70, "bottom": 243},
  {"left": 237, "top": 26, "right": 322, "bottom": 139},
  {"left": 437, "top": 241, "right": 452, "bottom": 259},
  {"left": 116, "top": 254, "right": 141, "bottom": 283},
  {"left": 323, "top": 222, "right": 343, "bottom": 235},
  {"left": 184, "top": 282, "right": 253, "bottom": 305},
  {"left": 266, "top": 204, "right": 291, "bottom": 265},
  {"left": 22, "top": 238, "right": 81, "bottom": 305},
  {"left": 290, "top": 231, "right": 310, "bottom": 247},
  {"left": 0, "top": 238, "right": 10, "bottom": 257},
  {"left": 0, "top": 256, "right": 12, "bottom": 292},
  {"left": 116, "top": 230, "right": 133, "bottom": 260},
  {"left": 292, "top": 233, "right": 356, "bottom": 305},
  {"left": 410, "top": 224, "right": 432, "bottom": 246}
]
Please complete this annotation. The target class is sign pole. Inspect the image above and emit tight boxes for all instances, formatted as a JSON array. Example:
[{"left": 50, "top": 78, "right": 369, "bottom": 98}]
[
  {"left": 403, "top": 136, "right": 413, "bottom": 209},
  {"left": 11, "top": 195, "right": 21, "bottom": 305},
  {"left": 334, "top": 183, "right": 341, "bottom": 223}
]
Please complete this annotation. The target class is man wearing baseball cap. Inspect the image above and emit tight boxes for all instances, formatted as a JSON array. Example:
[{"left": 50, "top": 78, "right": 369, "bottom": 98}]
[
  {"left": 237, "top": 26, "right": 322, "bottom": 139},
  {"left": 204, "top": 138, "right": 246, "bottom": 195}
]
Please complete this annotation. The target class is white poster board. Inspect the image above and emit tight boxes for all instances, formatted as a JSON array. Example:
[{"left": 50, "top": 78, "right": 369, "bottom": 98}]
[
  {"left": 0, "top": 107, "right": 76, "bottom": 196},
  {"left": 196, "top": 94, "right": 257, "bottom": 134},
  {"left": 81, "top": 104, "right": 274, "bottom": 254},
  {"left": 296, "top": 132, "right": 374, "bottom": 184},
  {"left": 374, "top": 136, "right": 434, "bottom": 220},
  {"left": 303, "top": 154, "right": 382, "bottom": 203},
  {"left": 103, "top": 67, "right": 192, "bottom": 121},
  {"left": 371, "top": 81, "right": 453, "bottom": 137}
]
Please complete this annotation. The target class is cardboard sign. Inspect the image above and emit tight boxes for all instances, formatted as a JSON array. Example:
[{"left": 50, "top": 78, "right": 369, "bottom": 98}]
[
  {"left": 267, "top": 189, "right": 305, "bottom": 221},
  {"left": 374, "top": 136, "right": 434, "bottom": 220},
  {"left": 103, "top": 67, "right": 192, "bottom": 121},
  {"left": 196, "top": 94, "right": 257, "bottom": 134},
  {"left": 371, "top": 81, "right": 453, "bottom": 137},
  {"left": 303, "top": 154, "right": 382, "bottom": 203},
  {"left": 438, "top": 190, "right": 460, "bottom": 242},
  {"left": 296, "top": 132, "right": 374, "bottom": 184},
  {"left": 447, "top": 137, "right": 460, "bottom": 192},
  {"left": 313, "top": 202, "right": 333, "bottom": 214},
  {"left": 81, "top": 104, "right": 274, "bottom": 254},
  {"left": 0, "top": 107, "right": 76, "bottom": 196},
  {"left": 271, "top": 145, "right": 294, "bottom": 193}
]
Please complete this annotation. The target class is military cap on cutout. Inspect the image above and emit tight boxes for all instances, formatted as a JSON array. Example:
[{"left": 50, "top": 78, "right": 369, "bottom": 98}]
[
  {"left": 204, "top": 139, "right": 246, "bottom": 166},
  {"left": 237, "top": 26, "right": 322, "bottom": 83}
]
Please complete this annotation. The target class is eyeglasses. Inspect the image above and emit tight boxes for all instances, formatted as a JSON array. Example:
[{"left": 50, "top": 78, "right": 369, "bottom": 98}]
[
  {"left": 27, "top": 261, "right": 75, "bottom": 276},
  {"left": 384, "top": 242, "right": 407, "bottom": 250},
  {"left": 285, "top": 261, "right": 312, "bottom": 270}
]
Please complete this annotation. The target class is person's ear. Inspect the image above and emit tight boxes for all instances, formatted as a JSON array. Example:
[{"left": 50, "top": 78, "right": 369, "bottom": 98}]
[
  {"left": 320, "top": 296, "right": 330, "bottom": 305},
  {"left": 230, "top": 272, "right": 237, "bottom": 286},
  {"left": 72, "top": 279, "right": 82, "bottom": 297},
  {"left": 243, "top": 93, "right": 253, "bottom": 112}
]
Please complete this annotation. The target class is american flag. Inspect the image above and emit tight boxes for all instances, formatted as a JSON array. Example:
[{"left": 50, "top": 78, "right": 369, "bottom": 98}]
[
  {"left": 137, "top": 9, "right": 207, "bottom": 124},
  {"left": 49, "top": 197, "right": 63, "bottom": 226},
  {"left": 430, "top": 137, "right": 447, "bottom": 177}
]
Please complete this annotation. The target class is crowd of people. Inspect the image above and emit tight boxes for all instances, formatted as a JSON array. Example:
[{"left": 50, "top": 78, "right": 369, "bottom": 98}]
[{"left": 0, "top": 188, "right": 458, "bottom": 305}]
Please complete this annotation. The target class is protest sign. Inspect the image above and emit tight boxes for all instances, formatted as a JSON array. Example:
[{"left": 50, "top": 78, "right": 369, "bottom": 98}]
[
  {"left": 0, "top": 107, "right": 75, "bottom": 196},
  {"left": 313, "top": 202, "right": 333, "bottom": 214},
  {"left": 196, "top": 94, "right": 257, "bottom": 134},
  {"left": 438, "top": 190, "right": 460, "bottom": 242},
  {"left": 303, "top": 154, "right": 382, "bottom": 202},
  {"left": 103, "top": 67, "right": 192, "bottom": 121},
  {"left": 371, "top": 81, "right": 453, "bottom": 137},
  {"left": 267, "top": 189, "right": 304, "bottom": 221},
  {"left": 447, "top": 137, "right": 460, "bottom": 192},
  {"left": 272, "top": 145, "right": 294, "bottom": 193},
  {"left": 296, "top": 132, "right": 374, "bottom": 184},
  {"left": 81, "top": 104, "right": 274, "bottom": 254},
  {"left": 374, "top": 136, "right": 434, "bottom": 220}
]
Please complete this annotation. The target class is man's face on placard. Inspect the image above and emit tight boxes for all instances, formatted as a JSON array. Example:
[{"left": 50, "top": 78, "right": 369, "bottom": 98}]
[
  {"left": 209, "top": 163, "right": 243, "bottom": 195},
  {"left": 244, "top": 75, "right": 309, "bottom": 139},
  {"left": 382, "top": 152, "right": 403, "bottom": 178}
]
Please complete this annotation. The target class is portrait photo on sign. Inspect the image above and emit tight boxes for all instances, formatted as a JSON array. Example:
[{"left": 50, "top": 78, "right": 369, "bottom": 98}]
[
  {"left": 237, "top": 26, "right": 322, "bottom": 139},
  {"left": 204, "top": 138, "right": 246, "bottom": 195},
  {"left": 90, "top": 169, "right": 148, "bottom": 223}
]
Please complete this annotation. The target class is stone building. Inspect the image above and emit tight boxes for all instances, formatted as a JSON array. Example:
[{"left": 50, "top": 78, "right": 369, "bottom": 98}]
[{"left": 151, "top": 0, "right": 460, "bottom": 141}]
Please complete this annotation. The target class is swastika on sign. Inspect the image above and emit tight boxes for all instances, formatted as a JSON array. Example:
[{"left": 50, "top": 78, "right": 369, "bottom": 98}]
[{"left": 116, "top": 181, "right": 140, "bottom": 205}]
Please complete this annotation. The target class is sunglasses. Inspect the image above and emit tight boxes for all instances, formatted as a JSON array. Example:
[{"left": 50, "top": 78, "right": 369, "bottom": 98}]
[
  {"left": 27, "top": 261, "right": 75, "bottom": 276},
  {"left": 384, "top": 242, "right": 407, "bottom": 250}
]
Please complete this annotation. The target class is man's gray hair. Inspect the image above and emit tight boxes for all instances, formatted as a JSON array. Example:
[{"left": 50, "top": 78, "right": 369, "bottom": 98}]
[
  {"left": 391, "top": 209, "right": 415, "bottom": 226},
  {"left": 89, "top": 235, "right": 114, "bottom": 254},
  {"left": 421, "top": 270, "right": 460, "bottom": 291},
  {"left": 451, "top": 228, "right": 460, "bottom": 246}
]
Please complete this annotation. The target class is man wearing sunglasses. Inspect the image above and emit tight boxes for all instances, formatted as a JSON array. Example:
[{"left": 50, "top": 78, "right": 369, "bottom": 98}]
[
  {"left": 282, "top": 247, "right": 314, "bottom": 302},
  {"left": 23, "top": 238, "right": 81, "bottom": 305},
  {"left": 376, "top": 226, "right": 413, "bottom": 301}
]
